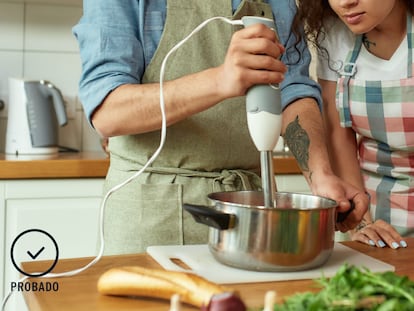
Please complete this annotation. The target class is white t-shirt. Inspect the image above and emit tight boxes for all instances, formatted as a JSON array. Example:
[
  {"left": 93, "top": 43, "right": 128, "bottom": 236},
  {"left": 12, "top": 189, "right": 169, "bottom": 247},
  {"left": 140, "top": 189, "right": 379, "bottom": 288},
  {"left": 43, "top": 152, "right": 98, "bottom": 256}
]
[{"left": 316, "top": 19, "right": 407, "bottom": 82}]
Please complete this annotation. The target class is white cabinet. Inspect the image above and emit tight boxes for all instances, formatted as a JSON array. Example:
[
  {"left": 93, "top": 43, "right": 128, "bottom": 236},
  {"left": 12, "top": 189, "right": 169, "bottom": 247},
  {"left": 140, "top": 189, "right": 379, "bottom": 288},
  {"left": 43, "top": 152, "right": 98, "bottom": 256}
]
[
  {"left": 0, "top": 178, "right": 104, "bottom": 311},
  {"left": 275, "top": 174, "right": 310, "bottom": 194},
  {"left": 0, "top": 174, "right": 314, "bottom": 310}
]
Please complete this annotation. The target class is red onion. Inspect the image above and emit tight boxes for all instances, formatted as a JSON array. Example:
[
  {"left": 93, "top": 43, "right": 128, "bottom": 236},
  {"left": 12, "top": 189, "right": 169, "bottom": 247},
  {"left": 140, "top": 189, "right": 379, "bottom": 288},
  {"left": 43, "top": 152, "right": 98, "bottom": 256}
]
[{"left": 201, "top": 292, "right": 247, "bottom": 311}]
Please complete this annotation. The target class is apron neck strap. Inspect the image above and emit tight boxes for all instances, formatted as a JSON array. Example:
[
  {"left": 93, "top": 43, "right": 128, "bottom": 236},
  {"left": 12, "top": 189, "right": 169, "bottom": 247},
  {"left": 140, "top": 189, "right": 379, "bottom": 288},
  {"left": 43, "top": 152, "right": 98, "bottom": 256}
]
[
  {"left": 337, "top": 12, "right": 414, "bottom": 128},
  {"left": 406, "top": 13, "right": 413, "bottom": 77}
]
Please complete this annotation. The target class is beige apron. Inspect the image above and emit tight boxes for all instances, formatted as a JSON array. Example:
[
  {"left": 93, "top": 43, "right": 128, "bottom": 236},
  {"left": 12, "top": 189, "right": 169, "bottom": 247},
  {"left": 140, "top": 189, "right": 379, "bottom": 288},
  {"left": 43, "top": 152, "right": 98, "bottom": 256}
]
[{"left": 103, "top": 0, "right": 273, "bottom": 255}]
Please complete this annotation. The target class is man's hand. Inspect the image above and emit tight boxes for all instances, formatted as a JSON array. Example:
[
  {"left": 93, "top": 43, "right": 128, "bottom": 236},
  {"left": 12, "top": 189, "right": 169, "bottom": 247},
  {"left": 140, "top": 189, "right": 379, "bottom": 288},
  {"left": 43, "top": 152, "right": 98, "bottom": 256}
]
[
  {"left": 309, "top": 173, "right": 370, "bottom": 232},
  {"left": 216, "top": 23, "right": 287, "bottom": 98}
]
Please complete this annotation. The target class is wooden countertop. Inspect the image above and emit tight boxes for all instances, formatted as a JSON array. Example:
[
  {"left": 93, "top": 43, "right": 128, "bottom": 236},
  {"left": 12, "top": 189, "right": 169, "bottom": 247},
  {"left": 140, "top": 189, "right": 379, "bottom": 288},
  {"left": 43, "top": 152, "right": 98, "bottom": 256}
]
[
  {"left": 0, "top": 152, "right": 110, "bottom": 179},
  {"left": 0, "top": 152, "right": 300, "bottom": 179},
  {"left": 272, "top": 153, "right": 301, "bottom": 174},
  {"left": 20, "top": 238, "right": 414, "bottom": 311}
]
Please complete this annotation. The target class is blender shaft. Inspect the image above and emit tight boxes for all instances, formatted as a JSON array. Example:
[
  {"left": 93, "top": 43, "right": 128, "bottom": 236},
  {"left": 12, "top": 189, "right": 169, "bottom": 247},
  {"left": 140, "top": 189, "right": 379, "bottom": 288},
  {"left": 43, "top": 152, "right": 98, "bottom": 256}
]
[{"left": 260, "top": 150, "right": 277, "bottom": 207}]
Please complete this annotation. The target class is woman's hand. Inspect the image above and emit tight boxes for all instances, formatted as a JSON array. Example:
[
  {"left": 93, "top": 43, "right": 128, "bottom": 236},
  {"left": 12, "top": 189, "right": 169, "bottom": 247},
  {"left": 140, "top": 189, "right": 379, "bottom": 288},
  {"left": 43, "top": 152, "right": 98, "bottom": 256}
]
[{"left": 351, "top": 219, "right": 408, "bottom": 249}]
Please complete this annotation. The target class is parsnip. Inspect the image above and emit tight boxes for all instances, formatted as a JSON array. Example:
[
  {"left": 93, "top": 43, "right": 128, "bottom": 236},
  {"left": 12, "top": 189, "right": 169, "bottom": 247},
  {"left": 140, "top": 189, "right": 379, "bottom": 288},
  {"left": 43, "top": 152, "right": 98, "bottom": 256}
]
[{"left": 97, "top": 266, "right": 233, "bottom": 307}]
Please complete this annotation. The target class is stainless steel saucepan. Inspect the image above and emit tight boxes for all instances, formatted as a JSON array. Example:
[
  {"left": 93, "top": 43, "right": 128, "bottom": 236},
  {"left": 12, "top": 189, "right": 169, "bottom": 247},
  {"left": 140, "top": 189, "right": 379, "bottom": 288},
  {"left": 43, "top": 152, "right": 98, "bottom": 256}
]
[{"left": 184, "top": 191, "right": 340, "bottom": 272}]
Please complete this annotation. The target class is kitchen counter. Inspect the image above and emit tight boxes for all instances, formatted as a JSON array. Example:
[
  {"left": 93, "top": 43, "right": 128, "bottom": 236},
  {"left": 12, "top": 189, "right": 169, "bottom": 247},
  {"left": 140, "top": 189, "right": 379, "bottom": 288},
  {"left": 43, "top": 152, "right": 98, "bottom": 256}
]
[
  {"left": 20, "top": 238, "right": 414, "bottom": 311},
  {"left": 0, "top": 152, "right": 300, "bottom": 179},
  {"left": 0, "top": 151, "right": 109, "bottom": 179},
  {"left": 272, "top": 153, "right": 300, "bottom": 174}
]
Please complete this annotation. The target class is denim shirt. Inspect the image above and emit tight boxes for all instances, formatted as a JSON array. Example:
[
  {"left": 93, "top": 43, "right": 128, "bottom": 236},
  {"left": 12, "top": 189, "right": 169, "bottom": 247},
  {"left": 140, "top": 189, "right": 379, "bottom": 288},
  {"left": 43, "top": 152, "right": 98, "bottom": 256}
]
[{"left": 73, "top": 0, "right": 321, "bottom": 122}]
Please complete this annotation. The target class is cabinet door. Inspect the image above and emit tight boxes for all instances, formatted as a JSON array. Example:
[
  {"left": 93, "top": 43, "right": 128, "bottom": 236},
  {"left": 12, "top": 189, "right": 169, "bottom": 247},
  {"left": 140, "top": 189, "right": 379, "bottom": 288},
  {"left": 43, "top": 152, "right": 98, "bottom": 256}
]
[
  {"left": 0, "top": 182, "right": 5, "bottom": 308},
  {"left": 275, "top": 174, "right": 310, "bottom": 193},
  {"left": 2, "top": 179, "right": 103, "bottom": 311}
]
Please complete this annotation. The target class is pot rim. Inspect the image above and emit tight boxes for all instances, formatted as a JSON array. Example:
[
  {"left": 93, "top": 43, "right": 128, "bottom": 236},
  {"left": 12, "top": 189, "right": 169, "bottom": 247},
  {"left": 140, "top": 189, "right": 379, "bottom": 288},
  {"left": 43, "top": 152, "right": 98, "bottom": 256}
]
[{"left": 207, "top": 190, "right": 338, "bottom": 211}]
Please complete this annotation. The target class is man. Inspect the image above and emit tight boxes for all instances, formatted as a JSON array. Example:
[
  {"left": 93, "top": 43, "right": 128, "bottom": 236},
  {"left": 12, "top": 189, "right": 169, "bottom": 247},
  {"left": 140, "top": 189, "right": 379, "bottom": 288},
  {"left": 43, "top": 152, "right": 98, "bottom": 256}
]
[{"left": 73, "top": 0, "right": 367, "bottom": 254}]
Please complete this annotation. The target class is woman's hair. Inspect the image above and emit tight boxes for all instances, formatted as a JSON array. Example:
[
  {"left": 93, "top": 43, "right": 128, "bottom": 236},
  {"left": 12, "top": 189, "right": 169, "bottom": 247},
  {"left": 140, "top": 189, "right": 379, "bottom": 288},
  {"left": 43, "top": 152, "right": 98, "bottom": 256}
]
[
  {"left": 293, "top": 0, "right": 414, "bottom": 50},
  {"left": 292, "top": 0, "right": 335, "bottom": 50}
]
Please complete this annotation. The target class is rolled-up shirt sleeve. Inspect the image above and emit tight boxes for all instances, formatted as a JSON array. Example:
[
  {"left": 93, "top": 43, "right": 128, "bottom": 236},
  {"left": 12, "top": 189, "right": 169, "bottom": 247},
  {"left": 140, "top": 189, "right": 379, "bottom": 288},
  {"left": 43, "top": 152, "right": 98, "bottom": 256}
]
[
  {"left": 73, "top": 0, "right": 321, "bottom": 125},
  {"left": 72, "top": 2, "right": 145, "bottom": 124},
  {"left": 280, "top": 43, "right": 322, "bottom": 111},
  {"left": 272, "top": 1, "right": 322, "bottom": 111}
]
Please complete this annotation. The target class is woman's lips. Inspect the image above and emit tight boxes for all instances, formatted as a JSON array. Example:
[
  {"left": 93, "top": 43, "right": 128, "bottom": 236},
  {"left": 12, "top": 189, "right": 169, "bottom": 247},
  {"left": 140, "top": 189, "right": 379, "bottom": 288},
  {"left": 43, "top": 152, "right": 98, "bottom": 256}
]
[{"left": 344, "top": 12, "right": 364, "bottom": 25}]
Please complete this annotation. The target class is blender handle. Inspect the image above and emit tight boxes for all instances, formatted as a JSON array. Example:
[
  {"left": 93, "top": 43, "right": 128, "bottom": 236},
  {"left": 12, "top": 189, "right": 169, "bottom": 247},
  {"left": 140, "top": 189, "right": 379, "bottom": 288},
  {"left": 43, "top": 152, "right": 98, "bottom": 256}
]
[{"left": 183, "top": 204, "right": 236, "bottom": 230}]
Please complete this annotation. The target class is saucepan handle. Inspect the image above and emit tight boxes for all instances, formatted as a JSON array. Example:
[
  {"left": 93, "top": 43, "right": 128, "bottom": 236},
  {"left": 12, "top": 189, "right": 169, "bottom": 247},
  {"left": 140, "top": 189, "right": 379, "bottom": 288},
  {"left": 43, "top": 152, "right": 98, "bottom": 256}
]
[
  {"left": 183, "top": 204, "right": 236, "bottom": 230},
  {"left": 336, "top": 201, "right": 355, "bottom": 223}
]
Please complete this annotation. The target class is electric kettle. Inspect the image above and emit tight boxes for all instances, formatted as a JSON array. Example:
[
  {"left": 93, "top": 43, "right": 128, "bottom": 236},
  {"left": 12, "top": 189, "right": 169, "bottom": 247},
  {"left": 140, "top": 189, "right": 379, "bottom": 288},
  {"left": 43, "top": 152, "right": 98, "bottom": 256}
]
[{"left": 5, "top": 78, "right": 68, "bottom": 155}]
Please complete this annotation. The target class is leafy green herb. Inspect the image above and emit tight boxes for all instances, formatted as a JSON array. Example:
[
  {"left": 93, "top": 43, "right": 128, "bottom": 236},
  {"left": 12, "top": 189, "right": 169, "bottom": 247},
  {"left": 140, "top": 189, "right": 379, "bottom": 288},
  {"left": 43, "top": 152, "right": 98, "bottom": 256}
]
[{"left": 272, "top": 264, "right": 414, "bottom": 310}]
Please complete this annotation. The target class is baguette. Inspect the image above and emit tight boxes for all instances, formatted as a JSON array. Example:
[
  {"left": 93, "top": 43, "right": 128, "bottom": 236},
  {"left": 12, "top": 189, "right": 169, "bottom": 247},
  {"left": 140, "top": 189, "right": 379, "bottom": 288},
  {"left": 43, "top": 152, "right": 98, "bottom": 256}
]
[{"left": 97, "top": 266, "right": 233, "bottom": 307}]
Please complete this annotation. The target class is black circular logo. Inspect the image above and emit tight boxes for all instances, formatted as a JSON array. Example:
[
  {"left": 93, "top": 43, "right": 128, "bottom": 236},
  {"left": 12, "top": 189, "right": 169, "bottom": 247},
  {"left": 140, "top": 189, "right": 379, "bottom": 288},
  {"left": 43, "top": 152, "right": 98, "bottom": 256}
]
[{"left": 10, "top": 229, "right": 59, "bottom": 277}]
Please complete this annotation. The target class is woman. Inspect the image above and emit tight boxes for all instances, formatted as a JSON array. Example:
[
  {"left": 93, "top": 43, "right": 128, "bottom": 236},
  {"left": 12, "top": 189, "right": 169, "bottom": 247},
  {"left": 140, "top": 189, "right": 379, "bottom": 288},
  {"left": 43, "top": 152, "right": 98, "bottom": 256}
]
[{"left": 295, "top": 0, "right": 413, "bottom": 248}]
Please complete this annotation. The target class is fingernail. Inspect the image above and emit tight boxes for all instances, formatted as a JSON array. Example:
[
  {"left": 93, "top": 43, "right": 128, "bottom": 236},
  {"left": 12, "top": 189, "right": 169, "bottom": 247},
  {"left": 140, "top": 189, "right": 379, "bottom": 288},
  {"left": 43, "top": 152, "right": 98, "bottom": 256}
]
[
  {"left": 378, "top": 240, "right": 386, "bottom": 248},
  {"left": 391, "top": 242, "right": 400, "bottom": 249},
  {"left": 400, "top": 240, "right": 408, "bottom": 248},
  {"left": 368, "top": 240, "right": 376, "bottom": 246}
]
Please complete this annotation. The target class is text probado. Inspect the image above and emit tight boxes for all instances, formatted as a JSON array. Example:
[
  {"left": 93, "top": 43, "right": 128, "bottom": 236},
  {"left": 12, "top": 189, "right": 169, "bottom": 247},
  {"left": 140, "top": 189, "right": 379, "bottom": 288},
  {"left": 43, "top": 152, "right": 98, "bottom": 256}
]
[{"left": 11, "top": 281, "right": 59, "bottom": 292}]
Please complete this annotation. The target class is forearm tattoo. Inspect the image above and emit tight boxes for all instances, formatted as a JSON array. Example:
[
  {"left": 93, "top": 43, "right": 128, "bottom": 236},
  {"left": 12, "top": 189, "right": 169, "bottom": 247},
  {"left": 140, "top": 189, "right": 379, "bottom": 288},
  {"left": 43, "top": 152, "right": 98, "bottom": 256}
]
[{"left": 283, "top": 116, "right": 312, "bottom": 179}]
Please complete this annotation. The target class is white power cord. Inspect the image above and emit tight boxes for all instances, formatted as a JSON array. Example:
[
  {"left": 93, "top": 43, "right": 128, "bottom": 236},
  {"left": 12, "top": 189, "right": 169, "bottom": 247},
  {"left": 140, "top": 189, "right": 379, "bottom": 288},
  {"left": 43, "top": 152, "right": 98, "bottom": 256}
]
[{"left": 1, "top": 16, "right": 243, "bottom": 311}]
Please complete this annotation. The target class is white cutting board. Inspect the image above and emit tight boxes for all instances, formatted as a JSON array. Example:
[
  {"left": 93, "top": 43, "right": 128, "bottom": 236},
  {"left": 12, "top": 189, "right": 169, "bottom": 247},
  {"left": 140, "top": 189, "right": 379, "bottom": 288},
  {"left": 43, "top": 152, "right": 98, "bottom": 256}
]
[{"left": 147, "top": 243, "right": 394, "bottom": 284}]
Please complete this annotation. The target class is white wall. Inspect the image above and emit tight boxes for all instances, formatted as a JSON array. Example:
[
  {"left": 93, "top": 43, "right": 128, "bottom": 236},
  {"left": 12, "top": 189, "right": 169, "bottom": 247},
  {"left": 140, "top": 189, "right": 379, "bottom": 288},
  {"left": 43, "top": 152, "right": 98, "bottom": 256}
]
[{"left": 0, "top": 0, "right": 101, "bottom": 153}]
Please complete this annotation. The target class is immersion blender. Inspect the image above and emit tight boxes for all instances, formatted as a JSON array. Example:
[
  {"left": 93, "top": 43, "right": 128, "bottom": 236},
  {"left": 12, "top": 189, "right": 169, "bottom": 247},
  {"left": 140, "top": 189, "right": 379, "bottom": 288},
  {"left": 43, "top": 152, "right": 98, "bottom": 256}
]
[{"left": 242, "top": 16, "right": 283, "bottom": 207}]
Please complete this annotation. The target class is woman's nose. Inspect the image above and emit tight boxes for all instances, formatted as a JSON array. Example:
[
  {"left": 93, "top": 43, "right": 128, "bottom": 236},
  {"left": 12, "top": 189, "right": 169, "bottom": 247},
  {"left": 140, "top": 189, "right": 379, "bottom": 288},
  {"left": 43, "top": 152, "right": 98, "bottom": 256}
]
[{"left": 338, "top": 0, "right": 358, "bottom": 8}]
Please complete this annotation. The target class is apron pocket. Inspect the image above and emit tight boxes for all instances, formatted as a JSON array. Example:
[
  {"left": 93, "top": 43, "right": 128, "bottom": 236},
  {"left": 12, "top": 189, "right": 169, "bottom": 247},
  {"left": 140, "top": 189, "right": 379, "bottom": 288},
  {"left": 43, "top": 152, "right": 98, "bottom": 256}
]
[
  {"left": 141, "top": 183, "right": 184, "bottom": 246},
  {"left": 103, "top": 182, "right": 184, "bottom": 254}
]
